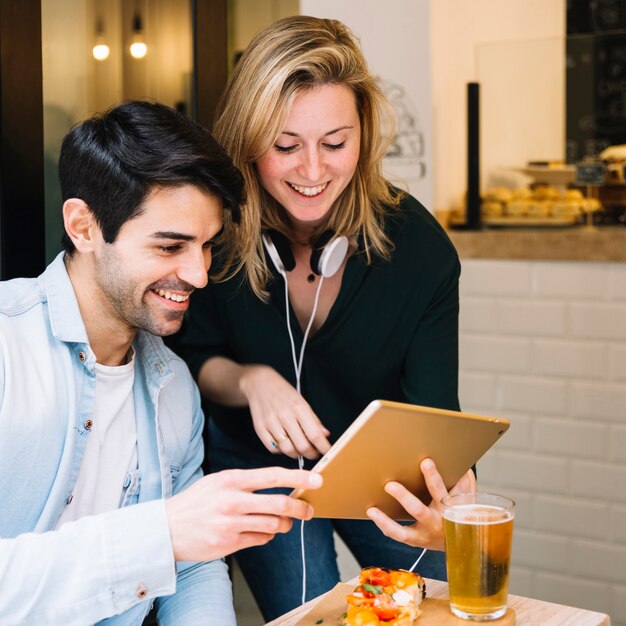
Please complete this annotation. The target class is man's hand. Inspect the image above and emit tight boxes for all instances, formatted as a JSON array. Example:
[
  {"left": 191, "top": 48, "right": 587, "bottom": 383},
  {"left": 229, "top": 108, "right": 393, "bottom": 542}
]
[
  {"left": 366, "top": 458, "right": 476, "bottom": 551},
  {"left": 165, "top": 467, "right": 322, "bottom": 562}
]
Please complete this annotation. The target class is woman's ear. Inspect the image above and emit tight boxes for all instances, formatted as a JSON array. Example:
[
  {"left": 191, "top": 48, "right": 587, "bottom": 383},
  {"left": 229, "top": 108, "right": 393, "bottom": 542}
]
[{"left": 63, "top": 198, "right": 100, "bottom": 253}]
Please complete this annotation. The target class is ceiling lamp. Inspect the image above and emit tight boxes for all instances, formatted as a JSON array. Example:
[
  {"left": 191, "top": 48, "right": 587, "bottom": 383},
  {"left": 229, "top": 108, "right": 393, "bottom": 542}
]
[
  {"left": 92, "top": 18, "right": 110, "bottom": 61},
  {"left": 129, "top": 12, "right": 147, "bottom": 59}
]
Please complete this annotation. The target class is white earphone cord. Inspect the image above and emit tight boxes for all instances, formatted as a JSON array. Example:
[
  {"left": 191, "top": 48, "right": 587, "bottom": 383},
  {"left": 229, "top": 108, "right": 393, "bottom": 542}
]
[
  {"left": 283, "top": 273, "right": 426, "bottom": 600},
  {"left": 282, "top": 274, "right": 324, "bottom": 389},
  {"left": 281, "top": 273, "right": 325, "bottom": 604},
  {"left": 409, "top": 547, "right": 428, "bottom": 573}
]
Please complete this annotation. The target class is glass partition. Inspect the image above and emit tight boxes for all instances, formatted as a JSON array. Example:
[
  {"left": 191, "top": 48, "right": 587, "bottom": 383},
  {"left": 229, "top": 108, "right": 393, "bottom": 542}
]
[
  {"left": 42, "top": 0, "right": 193, "bottom": 262},
  {"left": 476, "top": 36, "right": 566, "bottom": 196}
]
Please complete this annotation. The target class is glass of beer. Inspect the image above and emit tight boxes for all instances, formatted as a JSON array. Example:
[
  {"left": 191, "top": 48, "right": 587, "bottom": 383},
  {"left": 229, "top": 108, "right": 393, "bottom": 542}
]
[{"left": 441, "top": 492, "right": 515, "bottom": 621}]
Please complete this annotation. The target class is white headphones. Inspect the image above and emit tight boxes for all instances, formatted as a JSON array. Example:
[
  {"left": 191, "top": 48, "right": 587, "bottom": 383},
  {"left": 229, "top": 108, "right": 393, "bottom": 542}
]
[{"left": 262, "top": 229, "right": 349, "bottom": 279}]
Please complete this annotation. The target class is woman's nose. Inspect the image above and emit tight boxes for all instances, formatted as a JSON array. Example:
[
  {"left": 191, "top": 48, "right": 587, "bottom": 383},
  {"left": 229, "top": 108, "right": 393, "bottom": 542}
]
[{"left": 299, "top": 147, "right": 324, "bottom": 181}]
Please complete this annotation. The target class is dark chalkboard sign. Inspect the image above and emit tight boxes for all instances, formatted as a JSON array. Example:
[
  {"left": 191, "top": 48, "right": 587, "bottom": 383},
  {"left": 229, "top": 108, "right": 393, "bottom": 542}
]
[
  {"left": 566, "top": 32, "right": 626, "bottom": 162},
  {"left": 575, "top": 162, "right": 606, "bottom": 184},
  {"left": 567, "top": 0, "right": 626, "bottom": 35},
  {"left": 566, "top": 1, "right": 626, "bottom": 163}
]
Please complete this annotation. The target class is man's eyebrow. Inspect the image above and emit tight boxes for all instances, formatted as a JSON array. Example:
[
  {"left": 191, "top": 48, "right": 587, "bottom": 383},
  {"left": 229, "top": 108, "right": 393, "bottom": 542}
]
[
  {"left": 150, "top": 226, "right": 224, "bottom": 244},
  {"left": 151, "top": 231, "right": 195, "bottom": 241}
]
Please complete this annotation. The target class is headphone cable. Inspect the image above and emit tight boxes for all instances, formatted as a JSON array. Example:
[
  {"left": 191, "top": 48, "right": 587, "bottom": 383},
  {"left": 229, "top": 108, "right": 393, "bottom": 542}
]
[
  {"left": 280, "top": 273, "right": 325, "bottom": 604},
  {"left": 408, "top": 547, "right": 428, "bottom": 573}
]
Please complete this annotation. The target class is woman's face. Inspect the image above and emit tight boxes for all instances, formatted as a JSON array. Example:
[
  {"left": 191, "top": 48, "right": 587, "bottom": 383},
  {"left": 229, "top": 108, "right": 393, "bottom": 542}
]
[{"left": 256, "top": 83, "right": 361, "bottom": 233}]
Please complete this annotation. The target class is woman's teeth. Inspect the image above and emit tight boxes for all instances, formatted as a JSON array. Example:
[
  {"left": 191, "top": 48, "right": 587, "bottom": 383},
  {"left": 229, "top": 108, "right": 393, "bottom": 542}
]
[
  {"left": 154, "top": 289, "right": 189, "bottom": 303},
  {"left": 289, "top": 182, "right": 328, "bottom": 197}
]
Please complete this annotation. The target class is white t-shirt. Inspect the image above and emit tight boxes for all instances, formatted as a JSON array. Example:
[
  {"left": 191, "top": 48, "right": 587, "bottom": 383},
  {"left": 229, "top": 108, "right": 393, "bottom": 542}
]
[{"left": 56, "top": 352, "right": 137, "bottom": 527}]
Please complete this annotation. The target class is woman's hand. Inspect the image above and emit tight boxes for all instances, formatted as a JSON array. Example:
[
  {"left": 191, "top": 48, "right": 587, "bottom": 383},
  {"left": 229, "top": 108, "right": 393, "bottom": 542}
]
[
  {"left": 240, "top": 365, "right": 331, "bottom": 460},
  {"left": 366, "top": 458, "right": 476, "bottom": 551}
]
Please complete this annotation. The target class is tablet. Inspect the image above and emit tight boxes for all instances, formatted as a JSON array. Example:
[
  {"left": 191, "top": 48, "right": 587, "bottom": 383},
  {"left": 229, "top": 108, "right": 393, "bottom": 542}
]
[{"left": 291, "top": 400, "right": 509, "bottom": 520}]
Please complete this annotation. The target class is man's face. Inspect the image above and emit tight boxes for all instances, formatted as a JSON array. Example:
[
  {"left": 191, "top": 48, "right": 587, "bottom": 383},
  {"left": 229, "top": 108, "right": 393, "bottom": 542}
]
[{"left": 92, "top": 184, "right": 223, "bottom": 337}]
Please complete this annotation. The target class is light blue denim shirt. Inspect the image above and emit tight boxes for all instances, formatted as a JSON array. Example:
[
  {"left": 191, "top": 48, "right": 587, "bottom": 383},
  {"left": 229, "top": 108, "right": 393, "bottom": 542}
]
[{"left": 0, "top": 253, "right": 235, "bottom": 625}]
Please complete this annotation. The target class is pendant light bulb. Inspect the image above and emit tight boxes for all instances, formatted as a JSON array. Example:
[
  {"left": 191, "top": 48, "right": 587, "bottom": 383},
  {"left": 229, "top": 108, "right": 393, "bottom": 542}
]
[
  {"left": 93, "top": 43, "right": 110, "bottom": 61},
  {"left": 130, "top": 41, "right": 147, "bottom": 59},
  {"left": 92, "top": 18, "right": 110, "bottom": 61},
  {"left": 130, "top": 13, "right": 147, "bottom": 59}
]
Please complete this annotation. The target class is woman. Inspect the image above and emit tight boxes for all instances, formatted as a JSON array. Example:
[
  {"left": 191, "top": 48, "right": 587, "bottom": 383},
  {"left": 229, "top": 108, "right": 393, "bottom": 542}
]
[{"left": 180, "top": 15, "right": 475, "bottom": 621}]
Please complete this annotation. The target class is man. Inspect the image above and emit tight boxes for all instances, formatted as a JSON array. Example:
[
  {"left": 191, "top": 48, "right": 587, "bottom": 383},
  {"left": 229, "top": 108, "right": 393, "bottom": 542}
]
[{"left": 0, "top": 100, "right": 321, "bottom": 625}]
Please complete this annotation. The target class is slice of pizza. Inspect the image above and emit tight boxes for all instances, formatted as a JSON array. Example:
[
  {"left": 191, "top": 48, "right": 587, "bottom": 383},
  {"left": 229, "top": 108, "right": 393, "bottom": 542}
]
[{"left": 342, "top": 567, "right": 426, "bottom": 625}]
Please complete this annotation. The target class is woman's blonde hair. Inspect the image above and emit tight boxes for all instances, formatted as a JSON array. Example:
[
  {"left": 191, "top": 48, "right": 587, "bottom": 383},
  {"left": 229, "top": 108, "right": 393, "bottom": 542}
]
[{"left": 214, "top": 15, "right": 402, "bottom": 298}]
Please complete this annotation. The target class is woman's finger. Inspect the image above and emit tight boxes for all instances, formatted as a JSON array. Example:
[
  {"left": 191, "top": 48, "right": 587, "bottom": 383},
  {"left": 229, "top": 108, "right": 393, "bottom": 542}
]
[
  {"left": 420, "top": 458, "right": 449, "bottom": 504},
  {"left": 384, "top": 481, "right": 431, "bottom": 523},
  {"left": 299, "top": 412, "right": 332, "bottom": 456},
  {"left": 264, "top": 430, "right": 284, "bottom": 455},
  {"left": 282, "top": 418, "right": 321, "bottom": 460},
  {"left": 366, "top": 506, "right": 421, "bottom": 547}
]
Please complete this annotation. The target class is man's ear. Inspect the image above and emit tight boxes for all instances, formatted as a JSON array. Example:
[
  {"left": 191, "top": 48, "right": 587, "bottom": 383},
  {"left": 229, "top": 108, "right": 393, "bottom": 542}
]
[{"left": 63, "top": 198, "right": 101, "bottom": 253}]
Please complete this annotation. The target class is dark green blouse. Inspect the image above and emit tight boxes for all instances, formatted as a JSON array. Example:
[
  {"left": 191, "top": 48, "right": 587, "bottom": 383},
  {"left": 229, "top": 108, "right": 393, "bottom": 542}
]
[{"left": 180, "top": 192, "right": 461, "bottom": 462}]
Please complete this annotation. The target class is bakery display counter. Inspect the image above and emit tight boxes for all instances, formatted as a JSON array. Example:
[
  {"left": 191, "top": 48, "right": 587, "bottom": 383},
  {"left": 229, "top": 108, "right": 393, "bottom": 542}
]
[{"left": 443, "top": 225, "right": 626, "bottom": 262}]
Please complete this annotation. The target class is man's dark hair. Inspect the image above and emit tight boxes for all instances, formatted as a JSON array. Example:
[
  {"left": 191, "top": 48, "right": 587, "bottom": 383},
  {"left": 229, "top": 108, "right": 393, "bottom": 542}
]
[{"left": 59, "top": 99, "right": 244, "bottom": 255}]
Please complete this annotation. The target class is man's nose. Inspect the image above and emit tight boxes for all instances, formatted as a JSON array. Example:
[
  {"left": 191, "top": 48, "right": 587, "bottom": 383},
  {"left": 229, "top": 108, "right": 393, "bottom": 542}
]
[{"left": 178, "top": 247, "right": 210, "bottom": 289}]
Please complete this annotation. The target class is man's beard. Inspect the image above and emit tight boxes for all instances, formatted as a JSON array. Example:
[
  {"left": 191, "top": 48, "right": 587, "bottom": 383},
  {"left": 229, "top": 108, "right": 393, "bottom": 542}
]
[{"left": 95, "top": 248, "right": 190, "bottom": 337}]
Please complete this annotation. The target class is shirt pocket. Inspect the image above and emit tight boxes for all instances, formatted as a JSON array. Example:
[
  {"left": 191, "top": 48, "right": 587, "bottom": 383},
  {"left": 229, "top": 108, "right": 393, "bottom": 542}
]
[{"left": 120, "top": 469, "right": 142, "bottom": 507}]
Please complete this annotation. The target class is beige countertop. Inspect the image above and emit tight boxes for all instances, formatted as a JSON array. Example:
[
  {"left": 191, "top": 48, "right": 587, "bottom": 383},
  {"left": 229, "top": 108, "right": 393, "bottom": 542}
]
[{"left": 445, "top": 226, "right": 626, "bottom": 262}]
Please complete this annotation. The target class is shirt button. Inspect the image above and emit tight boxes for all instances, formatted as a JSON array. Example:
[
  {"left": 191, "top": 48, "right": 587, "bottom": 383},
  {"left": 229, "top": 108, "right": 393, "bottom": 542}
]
[
  {"left": 66, "top": 495, "right": 73, "bottom": 505},
  {"left": 84, "top": 419, "right": 93, "bottom": 430},
  {"left": 78, "top": 351, "right": 86, "bottom": 362},
  {"left": 136, "top": 584, "right": 148, "bottom": 599},
  {"left": 155, "top": 362, "right": 164, "bottom": 375}
]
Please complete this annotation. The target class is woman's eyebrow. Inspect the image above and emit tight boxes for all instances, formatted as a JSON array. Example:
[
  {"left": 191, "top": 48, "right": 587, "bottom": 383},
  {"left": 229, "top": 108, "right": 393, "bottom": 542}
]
[{"left": 280, "top": 125, "right": 354, "bottom": 138}]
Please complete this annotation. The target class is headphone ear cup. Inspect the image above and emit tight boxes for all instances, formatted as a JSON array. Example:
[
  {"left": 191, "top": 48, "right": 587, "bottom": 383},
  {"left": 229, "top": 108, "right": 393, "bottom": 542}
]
[
  {"left": 310, "top": 230, "right": 349, "bottom": 278},
  {"left": 262, "top": 230, "right": 296, "bottom": 274}
]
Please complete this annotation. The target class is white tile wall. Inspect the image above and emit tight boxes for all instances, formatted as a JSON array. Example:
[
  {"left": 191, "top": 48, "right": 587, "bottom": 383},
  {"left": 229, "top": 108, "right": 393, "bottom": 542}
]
[
  {"left": 611, "top": 427, "right": 626, "bottom": 463},
  {"left": 611, "top": 505, "right": 626, "bottom": 544},
  {"left": 613, "top": 586, "right": 626, "bottom": 624},
  {"left": 534, "top": 571, "right": 612, "bottom": 614},
  {"left": 611, "top": 346, "right": 626, "bottom": 382},
  {"left": 460, "top": 259, "right": 626, "bottom": 625}
]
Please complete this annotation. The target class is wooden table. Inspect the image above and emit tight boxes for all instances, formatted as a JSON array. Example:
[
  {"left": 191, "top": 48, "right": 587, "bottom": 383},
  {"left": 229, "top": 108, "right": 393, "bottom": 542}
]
[{"left": 266, "top": 578, "right": 612, "bottom": 625}]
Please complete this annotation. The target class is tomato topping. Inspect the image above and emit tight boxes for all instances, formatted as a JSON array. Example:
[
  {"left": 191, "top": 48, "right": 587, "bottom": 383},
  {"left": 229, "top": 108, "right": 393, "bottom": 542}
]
[
  {"left": 361, "top": 567, "right": 391, "bottom": 587},
  {"left": 372, "top": 595, "right": 399, "bottom": 621}
]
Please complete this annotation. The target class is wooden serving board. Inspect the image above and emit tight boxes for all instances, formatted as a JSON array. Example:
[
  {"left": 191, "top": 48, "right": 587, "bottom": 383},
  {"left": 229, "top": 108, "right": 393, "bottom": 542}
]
[{"left": 294, "top": 582, "right": 515, "bottom": 625}]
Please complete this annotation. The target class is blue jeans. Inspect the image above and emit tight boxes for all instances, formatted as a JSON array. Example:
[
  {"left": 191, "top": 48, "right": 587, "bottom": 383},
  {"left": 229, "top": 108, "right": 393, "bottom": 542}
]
[{"left": 207, "top": 423, "right": 447, "bottom": 622}]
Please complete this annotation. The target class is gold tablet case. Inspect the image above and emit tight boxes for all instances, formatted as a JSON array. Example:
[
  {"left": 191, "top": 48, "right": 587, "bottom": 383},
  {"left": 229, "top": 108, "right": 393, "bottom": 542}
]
[{"left": 291, "top": 400, "right": 509, "bottom": 520}]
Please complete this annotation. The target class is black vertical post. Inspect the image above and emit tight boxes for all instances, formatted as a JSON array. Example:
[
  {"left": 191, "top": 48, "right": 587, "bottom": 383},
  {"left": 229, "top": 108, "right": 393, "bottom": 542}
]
[
  {"left": 192, "top": 0, "right": 228, "bottom": 130},
  {"left": 0, "top": 0, "right": 45, "bottom": 279},
  {"left": 466, "top": 82, "right": 481, "bottom": 230}
]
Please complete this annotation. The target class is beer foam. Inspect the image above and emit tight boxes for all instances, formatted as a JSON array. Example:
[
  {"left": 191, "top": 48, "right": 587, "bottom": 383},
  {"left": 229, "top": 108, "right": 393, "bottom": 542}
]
[{"left": 443, "top": 503, "right": 514, "bottom": 525}]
